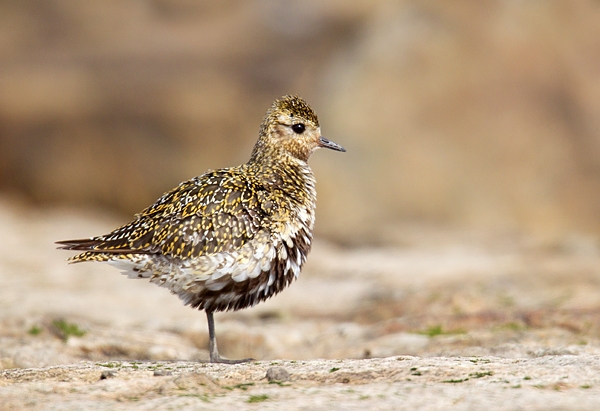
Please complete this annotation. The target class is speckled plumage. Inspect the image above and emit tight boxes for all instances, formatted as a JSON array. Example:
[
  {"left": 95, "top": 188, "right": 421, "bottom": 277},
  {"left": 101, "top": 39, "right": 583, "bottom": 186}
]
[{"left": 57, "top": 95, "right": 345, "bottom": 363}]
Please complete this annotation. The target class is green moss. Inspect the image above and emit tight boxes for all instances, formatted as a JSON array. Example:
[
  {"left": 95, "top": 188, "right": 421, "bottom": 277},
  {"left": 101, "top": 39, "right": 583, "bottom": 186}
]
[
  {"left": 469, "top": 371, "right": 494, "bottom": 379},
  {"left": 28, "top": 325, "right": 42, "bottom": 336},
  {"left": 247, "top": 394, "right": 269, "bottom": 403},
  {"left": 420, "top": 325, "right": 443, "bottom": 337},
  {"left": 224, "top": 383, "right": 254, "bottom": 391},
  {"left": 329, "top": 367, "right": 340, "bottom": 373},
  {"left": 96, "top": 362, "right": 119, "bottom": 368},
  {"left": 418, "top": 325, "right": 465, "bottom": 337},
  {"left": 497, "top": 322, "right": 525, "bottom": 332},
  {"left": 52, "top": 319, "right": 86, "bottom": 341},
  {"left": 179, "top": 394, "right": 210, "bottom": 402},
  {"left": 442, "top": 378, "right": 468, "bottom": 383},
  {"left": 469, "top": 358, "right": 490, "bottom": 364}
]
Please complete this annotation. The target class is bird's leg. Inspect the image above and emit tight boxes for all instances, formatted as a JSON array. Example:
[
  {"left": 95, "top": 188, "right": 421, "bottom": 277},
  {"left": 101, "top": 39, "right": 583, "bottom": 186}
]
[{"left": 206, "top": 310, "right": 253, "bottom": 364}]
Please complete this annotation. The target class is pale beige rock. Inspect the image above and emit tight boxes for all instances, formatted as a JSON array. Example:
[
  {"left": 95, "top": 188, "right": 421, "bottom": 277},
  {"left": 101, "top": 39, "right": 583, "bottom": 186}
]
[
  {"left": 2, "top": 357, "right": 600, "bottom": 410},
  {"left": 2, "top": 197, "right": 600, "bottom": 408}
]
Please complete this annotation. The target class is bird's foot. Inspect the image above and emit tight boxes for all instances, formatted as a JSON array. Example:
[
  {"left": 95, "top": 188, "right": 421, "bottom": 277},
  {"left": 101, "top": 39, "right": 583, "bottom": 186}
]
[
  {"left": 205, "top": 311, "right": 253, "bottom": 364},
  {"left": 209, "top": 356, "right": 254, "bottom": 364}
]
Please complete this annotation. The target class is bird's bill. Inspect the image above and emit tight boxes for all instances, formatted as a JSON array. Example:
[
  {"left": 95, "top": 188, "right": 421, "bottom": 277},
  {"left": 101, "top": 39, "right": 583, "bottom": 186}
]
[{"left": 318, "top": 136, "right": 346, "bottom": 152}]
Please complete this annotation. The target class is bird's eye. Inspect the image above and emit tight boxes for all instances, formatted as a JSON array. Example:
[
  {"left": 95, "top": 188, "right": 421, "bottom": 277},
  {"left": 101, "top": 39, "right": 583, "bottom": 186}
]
[{"left": 291, "top": 123, "right": 305, "bottom": 134}]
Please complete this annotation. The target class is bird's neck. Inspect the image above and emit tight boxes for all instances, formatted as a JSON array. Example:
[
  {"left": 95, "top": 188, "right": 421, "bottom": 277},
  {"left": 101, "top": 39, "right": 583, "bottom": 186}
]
[{"left": 247, "top": 150, "right": 316, "bottom": 203}]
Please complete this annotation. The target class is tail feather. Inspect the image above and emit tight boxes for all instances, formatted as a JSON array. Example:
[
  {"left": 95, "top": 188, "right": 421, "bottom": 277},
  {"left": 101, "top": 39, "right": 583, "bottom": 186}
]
[
  {"left": 55, "top": 238, "right": 102, "bottom": 251},
  {"left": 56, "top": 239, "right": 153, "bottom": 264}
]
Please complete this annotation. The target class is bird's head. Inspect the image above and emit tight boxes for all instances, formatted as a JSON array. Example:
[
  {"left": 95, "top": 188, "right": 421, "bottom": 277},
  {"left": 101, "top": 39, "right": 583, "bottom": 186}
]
[{"left": 251, "top": 95, "right": 345, "bottom": 163}]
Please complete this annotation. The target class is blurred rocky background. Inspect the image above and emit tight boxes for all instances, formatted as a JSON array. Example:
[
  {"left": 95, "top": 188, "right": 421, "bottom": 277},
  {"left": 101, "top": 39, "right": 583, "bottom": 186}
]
[{"left": 2, "top": 0, "right": 600, "bottom": 244}]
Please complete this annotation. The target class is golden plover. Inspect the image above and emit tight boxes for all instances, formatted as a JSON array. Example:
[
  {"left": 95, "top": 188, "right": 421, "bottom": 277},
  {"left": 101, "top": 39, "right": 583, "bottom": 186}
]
[{"left": 57, "top": 95, "right": 345, "bottom": 363}]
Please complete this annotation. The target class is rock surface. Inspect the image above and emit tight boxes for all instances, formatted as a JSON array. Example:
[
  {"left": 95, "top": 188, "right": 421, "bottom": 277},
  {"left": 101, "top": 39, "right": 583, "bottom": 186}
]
[
  {"left": 2, "top": 197, "right": 600, "bottom": 409},
  {"left": 3, "top": 356, "right": 600, "bottom": 410}
]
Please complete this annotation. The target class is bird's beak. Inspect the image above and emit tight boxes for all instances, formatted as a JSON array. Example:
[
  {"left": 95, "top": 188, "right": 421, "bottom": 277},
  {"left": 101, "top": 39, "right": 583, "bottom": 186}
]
[{"left": 318, "top": 136, "right": 346, "bottom": 152}]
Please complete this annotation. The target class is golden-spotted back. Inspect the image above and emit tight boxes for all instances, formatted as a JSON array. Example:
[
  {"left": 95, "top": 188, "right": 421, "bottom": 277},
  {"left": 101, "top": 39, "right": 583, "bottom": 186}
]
[{"left": 57, "top": 95, "right": 345, "bottom": 313}]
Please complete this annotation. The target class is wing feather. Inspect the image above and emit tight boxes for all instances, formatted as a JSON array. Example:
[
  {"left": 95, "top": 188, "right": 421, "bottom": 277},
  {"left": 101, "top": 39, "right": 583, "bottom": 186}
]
[{"left": 57, "top": 167, "right": 266, "bottom": 262}]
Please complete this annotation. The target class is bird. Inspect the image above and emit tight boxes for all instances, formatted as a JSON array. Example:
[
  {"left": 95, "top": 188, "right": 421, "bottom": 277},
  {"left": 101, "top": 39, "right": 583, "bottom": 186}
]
[{"left": 56, "top": 95, "right": 345, "bottom": 364}]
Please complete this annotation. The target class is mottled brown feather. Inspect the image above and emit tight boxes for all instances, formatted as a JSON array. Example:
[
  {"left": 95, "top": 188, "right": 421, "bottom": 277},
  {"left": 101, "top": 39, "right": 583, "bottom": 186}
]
[{"left": 57, "top": 95, "right": 344, "bottom": 314}]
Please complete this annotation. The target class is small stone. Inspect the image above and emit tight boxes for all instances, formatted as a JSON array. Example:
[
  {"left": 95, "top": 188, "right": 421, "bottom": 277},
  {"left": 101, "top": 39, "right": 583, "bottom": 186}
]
[
  {"left": 100, "top": 370, "right": 116, "bottom": 380},
  {"left": 153, "top": 369, "right": 173, "bottom": 377},
  {"left": 266, "top": 367, "right": 290, "bottom": 382}
]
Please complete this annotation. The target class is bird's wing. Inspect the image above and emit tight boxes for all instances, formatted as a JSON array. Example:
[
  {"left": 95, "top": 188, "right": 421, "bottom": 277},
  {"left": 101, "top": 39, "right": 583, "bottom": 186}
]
[{"left": 56, "top": 168, "right": 267, "bottom": 260}]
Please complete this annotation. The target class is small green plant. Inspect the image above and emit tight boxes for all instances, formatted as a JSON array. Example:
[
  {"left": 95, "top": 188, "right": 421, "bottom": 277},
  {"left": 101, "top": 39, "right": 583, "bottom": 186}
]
[
  {"left": 420, "top": 325, "right": 443, "bottom": 337},
  {"left": 469, "top": 371, "right": 494, "bottom": 379},
  {"left": 52, "top": 319, "right": 86, "bottom": 341},
  {"left": 469, "top": 358, "right": 491, "bottom": 364},
  {"left": 329, "top": 367, "right": 340, "bottom": 373},
  {"left": 247, "top": 394, "right": 269, "bottom": 403},
  {"left": 179, "top": 393, "right": 210, "bottom": 402},
  {"left": 418, "top": 324, "right": 466, "bottom": 337},
  {"left": 224, "top": 383, "right": 255, "bottom": 391},
  {"left": 28, "top": 325, "right": 42, "bottom": 336},
  {"left": 498, "top": 322, "right": 525, "bottom": 331},
  {"left": 442, "top": 378, "right": 468, "bottom": 383},
  {"left": 96, "top": 362, "right": 119, "bottom": 368}
]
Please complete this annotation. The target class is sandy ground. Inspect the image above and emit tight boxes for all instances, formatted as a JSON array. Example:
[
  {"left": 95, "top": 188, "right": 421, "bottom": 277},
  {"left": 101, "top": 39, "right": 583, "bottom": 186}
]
[{"left": 2, "top": 195, "right": 600, "bottom": 410}]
